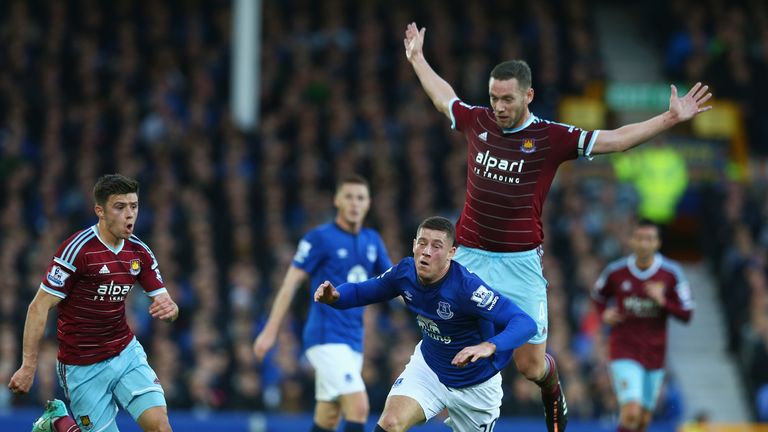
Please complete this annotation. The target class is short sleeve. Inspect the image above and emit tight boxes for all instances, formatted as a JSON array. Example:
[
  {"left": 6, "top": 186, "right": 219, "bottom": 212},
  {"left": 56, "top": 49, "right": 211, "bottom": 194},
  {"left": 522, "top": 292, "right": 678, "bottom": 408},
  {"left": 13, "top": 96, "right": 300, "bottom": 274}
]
[
  {"left": 292, "top": 230, "right": 324, "bottom": 274},
  {"left": 450, "top": 98, "right": 480, "bottom": 132}
]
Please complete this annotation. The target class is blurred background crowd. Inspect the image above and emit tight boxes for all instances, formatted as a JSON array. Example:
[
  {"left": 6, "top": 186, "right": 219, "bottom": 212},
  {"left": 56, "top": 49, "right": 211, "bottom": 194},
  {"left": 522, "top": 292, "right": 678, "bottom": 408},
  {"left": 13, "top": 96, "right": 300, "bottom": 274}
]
[{"left": 1, "top": 0, "right": 767, "bottom": 424}]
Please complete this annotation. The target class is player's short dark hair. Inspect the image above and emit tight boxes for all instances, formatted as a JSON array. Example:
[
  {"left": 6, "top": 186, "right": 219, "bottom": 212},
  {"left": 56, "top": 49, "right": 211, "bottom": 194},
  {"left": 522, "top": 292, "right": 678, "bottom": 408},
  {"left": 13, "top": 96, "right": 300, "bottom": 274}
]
[
  {"left": 335, "top": 174, "right": 369, "bottom": 192},
  {"left": 490, "top": 60, "right": 532, "bottom": 90},
  {"left": 93, "top": 174, "right": 139, "bottom": 206},
  {"left": 417, "top": 216, "right": 456, "bottom": 246},
  {"left": 635, "top": 218, "right": 660, "bottom": 235}
]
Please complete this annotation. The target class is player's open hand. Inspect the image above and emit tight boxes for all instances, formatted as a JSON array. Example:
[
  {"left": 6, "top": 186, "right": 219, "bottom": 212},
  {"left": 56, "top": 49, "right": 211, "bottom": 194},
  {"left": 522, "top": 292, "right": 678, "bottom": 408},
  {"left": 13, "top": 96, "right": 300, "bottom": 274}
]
[
  {"left": 8, "top": 364, "right": 35, "bottom": 394},
  {"left": 314, "top": 281, "right": 340, "bottom": 304},
  {"left": 149, "top": 292, "right": 179, "bottom": 322},
  {"left": 602, "top": 307, "right": 624, "bottom": 326},
  {"left": 451, "top": 341, "right": 496, "bottom": 368},
  {"left": 404, "top": 22, "right": 425, "bottom": 62},
  {"left": 669, "top": 82, "right": 712, "bottom": 122}
]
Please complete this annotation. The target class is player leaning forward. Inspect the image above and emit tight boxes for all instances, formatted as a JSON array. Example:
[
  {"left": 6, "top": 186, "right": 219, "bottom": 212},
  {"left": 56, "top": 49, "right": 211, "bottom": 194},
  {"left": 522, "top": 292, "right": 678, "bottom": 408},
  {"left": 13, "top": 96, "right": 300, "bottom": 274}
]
[
  {"left": 315, "top": 216, "right": 537, "bottom": 432},
  {"left": 9, "top": 174, "right": 178, "bottom": 432}
]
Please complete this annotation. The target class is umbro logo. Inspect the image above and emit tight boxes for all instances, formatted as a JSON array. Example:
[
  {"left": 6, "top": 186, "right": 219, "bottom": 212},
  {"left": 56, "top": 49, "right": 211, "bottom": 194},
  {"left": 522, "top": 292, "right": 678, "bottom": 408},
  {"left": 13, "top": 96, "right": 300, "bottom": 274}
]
[
  {"left": 478, "top": 131, "right": 488, "bottom": 141},
  {"left": 99, "top": 265, "right": 110, "bottom": 274}
]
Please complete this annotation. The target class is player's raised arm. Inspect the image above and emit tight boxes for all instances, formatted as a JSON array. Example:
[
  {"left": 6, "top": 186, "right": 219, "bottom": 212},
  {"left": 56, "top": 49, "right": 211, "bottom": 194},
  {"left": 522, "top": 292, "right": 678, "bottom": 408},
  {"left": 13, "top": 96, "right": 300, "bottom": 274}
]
[
  {"left": 404, "top": 22, "right": 458, "bottom": 119},
  {"left": 591, "top": 82, "right": 713, "bottom": 155},
  {"left": 8, "top": 289, "right": 62, "bottom": 394}
]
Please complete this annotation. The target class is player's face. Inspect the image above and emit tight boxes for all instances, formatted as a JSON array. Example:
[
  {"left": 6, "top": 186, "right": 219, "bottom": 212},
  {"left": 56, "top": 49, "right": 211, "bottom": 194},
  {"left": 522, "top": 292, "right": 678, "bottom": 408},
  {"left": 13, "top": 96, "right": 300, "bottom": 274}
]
[
  {"left": 334, "top": 183, "right": 370, "bottom": 228},
  {"left": 412, "top": 228, "right": 456, "bottom": 284},
  {"left": 96, "top": 193, "right": 139, "bottom": 241},
  {"left": 489, "top": 78, "right": 533, "bottom": 129},
  {"left": 630, "top": 226, "right": 660, "bottom": 259}
]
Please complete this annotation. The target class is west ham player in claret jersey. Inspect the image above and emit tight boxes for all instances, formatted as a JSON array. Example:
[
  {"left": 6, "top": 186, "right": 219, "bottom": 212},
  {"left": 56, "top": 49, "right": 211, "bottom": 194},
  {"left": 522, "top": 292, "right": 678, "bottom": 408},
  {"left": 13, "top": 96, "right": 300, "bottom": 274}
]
[
  {"left": 315, "top": 216, "right": 537, "bottom": 432},
  {"left": 9, "top": 174, "right": 178, "bottom": 432},
  {"left": 593, "top": 220, "right": 694, "bottom": 432},
  {"left": 404, "top": 21, "right": 712, "bottom": 432}
]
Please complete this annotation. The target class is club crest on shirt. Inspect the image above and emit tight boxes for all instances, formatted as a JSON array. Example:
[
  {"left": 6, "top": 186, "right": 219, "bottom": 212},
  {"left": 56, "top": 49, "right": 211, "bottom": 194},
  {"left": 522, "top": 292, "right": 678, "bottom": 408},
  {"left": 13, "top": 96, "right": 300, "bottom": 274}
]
[
  {"left": 80, "top": 415, "right": 93, "bottom": 430},
  {"left": 437, "top": 301, "right": 454, "bottom": 320},
  {"left": 129, "top": 259, "right": 141, "bottom": 275},
  {"left": 621, "top": 280, "right": 632, "bottom": 291},
  {"left": 520, "top": 138, "right": 537, "bottom": 153}
]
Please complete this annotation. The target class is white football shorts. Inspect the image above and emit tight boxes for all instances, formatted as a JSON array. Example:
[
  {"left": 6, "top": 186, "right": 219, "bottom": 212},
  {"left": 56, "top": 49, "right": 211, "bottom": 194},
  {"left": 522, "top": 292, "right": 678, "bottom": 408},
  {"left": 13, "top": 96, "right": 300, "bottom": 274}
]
[
  {"left": 388, "top": 342, "right": 502, "bottom": 431},
  {"left": 305, "top": 343, "right": 365, "bottom": 401}
]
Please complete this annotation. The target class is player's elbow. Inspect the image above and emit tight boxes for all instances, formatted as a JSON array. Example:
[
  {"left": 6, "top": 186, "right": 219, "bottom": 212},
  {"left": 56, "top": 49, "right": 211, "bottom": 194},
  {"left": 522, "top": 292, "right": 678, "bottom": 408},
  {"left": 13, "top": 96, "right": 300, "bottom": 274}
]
[
  {"left": 511, "top": 314, "right": 537, "bottom": 341},
  {"left": 522, "top": 315, "right": 537, "bottom": 339}
]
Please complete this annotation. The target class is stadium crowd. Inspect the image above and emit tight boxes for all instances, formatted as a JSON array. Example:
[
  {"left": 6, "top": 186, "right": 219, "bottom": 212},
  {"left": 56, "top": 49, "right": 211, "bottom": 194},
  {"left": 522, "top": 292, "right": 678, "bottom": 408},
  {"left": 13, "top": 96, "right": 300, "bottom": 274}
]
[{"left": 0, "top": 0, "right": 766, "bottom": 422}]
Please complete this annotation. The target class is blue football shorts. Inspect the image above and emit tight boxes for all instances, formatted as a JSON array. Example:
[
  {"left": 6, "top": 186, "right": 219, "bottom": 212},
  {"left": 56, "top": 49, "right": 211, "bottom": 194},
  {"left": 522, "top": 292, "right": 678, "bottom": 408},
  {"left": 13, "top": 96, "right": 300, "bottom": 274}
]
[
  {"left": 610, "top": 359, "right": 665, "bottom": 410},
  {"left": 56, "top": 337, "right": 166, "bottom": 431},
  {"left": 454, "top": 245, "right": 548, "bottom": 344}
]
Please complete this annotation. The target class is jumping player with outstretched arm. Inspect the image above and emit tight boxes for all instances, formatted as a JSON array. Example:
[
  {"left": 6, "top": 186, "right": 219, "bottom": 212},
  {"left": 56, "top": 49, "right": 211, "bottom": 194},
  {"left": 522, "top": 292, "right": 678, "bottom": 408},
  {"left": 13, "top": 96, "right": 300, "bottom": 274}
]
[{"left": 403, "top": 21, "right": 712, "bottom": 432}]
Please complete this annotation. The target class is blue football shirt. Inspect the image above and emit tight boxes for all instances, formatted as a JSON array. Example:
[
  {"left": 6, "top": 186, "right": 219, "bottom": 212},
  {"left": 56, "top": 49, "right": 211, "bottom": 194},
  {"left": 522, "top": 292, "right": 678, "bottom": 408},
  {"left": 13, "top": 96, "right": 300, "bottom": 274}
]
[
  {"left": 293, "top": 222, "right": 392, "bottom": 352},
  {"left": 331, "top": 257, "right": 536, "bottom": 388}
]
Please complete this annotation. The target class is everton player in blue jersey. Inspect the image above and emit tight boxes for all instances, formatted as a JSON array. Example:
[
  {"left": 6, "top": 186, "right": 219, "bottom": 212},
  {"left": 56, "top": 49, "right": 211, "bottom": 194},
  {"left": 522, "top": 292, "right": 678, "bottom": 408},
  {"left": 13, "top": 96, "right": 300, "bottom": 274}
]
[
  {"left": 315, "top": 216, "right": 536, "bottom": 432},
  {"left": 254, "top": 175, "right": 392, "bottom": 432}
]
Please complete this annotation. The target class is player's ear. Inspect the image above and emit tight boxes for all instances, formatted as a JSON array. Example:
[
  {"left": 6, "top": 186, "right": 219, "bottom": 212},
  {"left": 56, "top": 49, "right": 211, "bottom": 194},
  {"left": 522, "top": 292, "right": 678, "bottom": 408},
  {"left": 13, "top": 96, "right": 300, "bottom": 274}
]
[
  {"left": 526, "top": 87, "right": 534, "bottom": 104},
  {"left": 94, "top": 204, "right": 104, "bottom": 219}
]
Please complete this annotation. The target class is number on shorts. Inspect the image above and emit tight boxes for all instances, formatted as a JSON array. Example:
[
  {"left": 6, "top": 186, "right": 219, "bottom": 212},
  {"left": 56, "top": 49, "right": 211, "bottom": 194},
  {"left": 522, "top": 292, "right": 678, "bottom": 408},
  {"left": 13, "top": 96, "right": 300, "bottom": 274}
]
[{"left": 480, "top": 419, "right": 498, "bottom": 431}]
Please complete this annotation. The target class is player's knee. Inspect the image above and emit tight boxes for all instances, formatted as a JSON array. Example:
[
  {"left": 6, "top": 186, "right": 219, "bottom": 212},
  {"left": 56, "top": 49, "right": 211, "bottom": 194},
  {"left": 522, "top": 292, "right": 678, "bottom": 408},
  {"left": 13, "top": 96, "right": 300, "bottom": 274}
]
[
  {"left": 344, "top": 397, "right": 369, "bottom": 422},
  {"left": 619, "top": 402, "right": 642, "bottom": 428},
  {"left": 638, "top": 411, "right": 653, "bottom": 431},
  {"left": 137, "top": 406, "right": 172, "bottom": 432},
  {"left": 142, "top": 419, "right": 172, "bottom": 432},
  {"left": 514, "top": 352, "right": 544, "bottom": 380},
  {"left": 377, "top": 412, "right": 407, "bottom": 432},
  {"left": 315, "top": 406, "right": 342, "bottom": 429}
]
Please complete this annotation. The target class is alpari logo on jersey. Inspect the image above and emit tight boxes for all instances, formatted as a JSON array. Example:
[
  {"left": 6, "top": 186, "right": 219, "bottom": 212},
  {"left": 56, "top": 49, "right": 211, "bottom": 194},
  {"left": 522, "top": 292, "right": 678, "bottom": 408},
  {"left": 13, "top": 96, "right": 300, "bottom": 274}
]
[
  {"left": 473, "top": 150, "right": 524, "bottom": 184},
  {"left": 417, "top": 315, "right": 451, "bottom": 344},
  {"left": 437, "top": 301, "right": 454, "bottom": 320},
  {"left": 623, "top": 296, "right": 661, "bottom": 317},
  {"left": 94, "top": 281, "right": 133, "bottom": 302},
  {"left": 47, "top": 265, "right": 71, "bottom": 288},
  {"left": 129, "top": 259, "right": 141, "bottom": 275},
  {"left": 520, "top": 138, "right": 537, "bottom": 153},
  {"left": 347, "top": 265, "right": 369, "bottom": 283}
]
